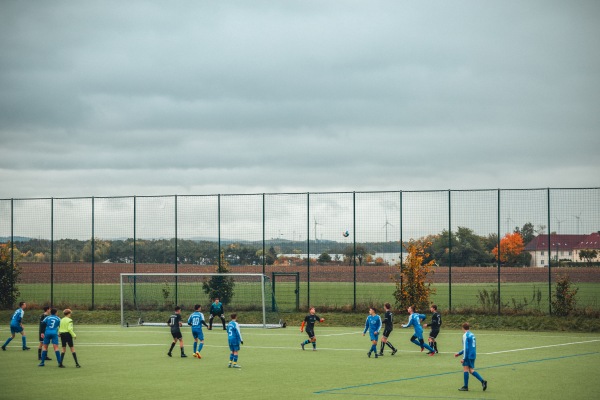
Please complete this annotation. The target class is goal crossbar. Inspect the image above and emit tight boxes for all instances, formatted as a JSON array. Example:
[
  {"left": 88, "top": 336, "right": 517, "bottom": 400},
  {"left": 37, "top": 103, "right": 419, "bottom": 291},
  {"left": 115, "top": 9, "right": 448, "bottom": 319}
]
[{"left": 119, "top": 273, "right": 283, "bottom": 329}]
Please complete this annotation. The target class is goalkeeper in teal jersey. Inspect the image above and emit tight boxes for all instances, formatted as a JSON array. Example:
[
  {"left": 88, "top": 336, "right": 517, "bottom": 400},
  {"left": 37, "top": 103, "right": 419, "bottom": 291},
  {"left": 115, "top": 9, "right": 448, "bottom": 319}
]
[
  {"left": 187, "top": 304, "right": 209, "bottom": 358},
  {"left": 363, "top": 307, "right": 382, "bottom": 358},
  {"left": 455, "top": 322, "right": 487, "bottom": 392},
  {"left": 38, "top": 308, "right": 62, "bottom": 367},
  {"left": 209, "top": 298, "right": 226, "bottom": 330},
  {"left": 2, "top": 302, "right": 30, "bottom": 351},
  {"left": 226, "top": 314, "right": 243, "bottom": 368},
  {"left": 401, "top": 306, "right": 435, "bottom": 355}
]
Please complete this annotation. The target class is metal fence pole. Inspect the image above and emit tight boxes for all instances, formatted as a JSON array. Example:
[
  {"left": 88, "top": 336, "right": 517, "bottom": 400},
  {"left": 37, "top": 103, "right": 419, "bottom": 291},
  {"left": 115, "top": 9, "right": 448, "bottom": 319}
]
[
  {"left": 92, "top": 196, "right": 95, "bottom": 310},
  {"left": 50, "top": 197, "right": 54, "bottom": 306},
  {"left": 262, "top": 194, "right": 266, "bottom": 276},
  {"left": 307, "top": 192, "right": 310, "bottom": 308},
  {"left": 497, "top": 189, "right": 501, "bottom": 315},
  {"left": 353, "top": 191, "right": 356, "bottom": 311},
  {"left": 448, "top": 190, "right": 452, "bottom": 312},
  {"left": 10, "top": 199, "right": 14, "bottom": 308},
  {"left": 218, "top": 194, "right": 221, "bottom": 268},
  {"left": 175, "top": 195, "right": 178, "bottom": 305},
  {"left": 399, "top": 191, "right": 403, "bottom": 297},
  {"left": 133, "top": 196, "right": 137, "bottom": 304},
  {"left": 547, "top": 188, "right": 552, "bottom": 315}
]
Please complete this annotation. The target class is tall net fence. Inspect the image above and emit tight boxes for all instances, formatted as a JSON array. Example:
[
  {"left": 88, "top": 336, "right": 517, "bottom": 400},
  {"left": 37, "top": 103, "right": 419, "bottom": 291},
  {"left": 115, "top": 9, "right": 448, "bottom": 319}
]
[{"left": 1, "top": 189, "right": 599, "bottom": 314}]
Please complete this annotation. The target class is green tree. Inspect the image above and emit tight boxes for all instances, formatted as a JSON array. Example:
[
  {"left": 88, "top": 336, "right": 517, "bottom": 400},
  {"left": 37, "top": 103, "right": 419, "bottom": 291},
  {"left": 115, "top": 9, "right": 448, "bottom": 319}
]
[
  {"left": 517, "top": 222, "right": 535, "bottom": 245},
  {"left": 0, "top": 243, "right": 21, "bottom": 308},
  {"left": 579, "top": 249, "right": 598, "bottom": 265},
  {"left": 317, "top": 252, "right": 331, "bottom": 263},
  {"left": 202, "top": 251, "right": 235, "bottom": 305},
  {"left": 392, "top": 241, "right": 436, "bottom": 311}
]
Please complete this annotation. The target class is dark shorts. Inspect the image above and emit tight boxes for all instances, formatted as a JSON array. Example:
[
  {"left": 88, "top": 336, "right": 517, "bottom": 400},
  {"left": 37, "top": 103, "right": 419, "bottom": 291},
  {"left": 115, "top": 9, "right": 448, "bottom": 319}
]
[
  {"left": 39, "top": 331, "right": 44, "bottom": 342},
  {"left": 429, "top": 330, "right": 440, "bottom": 339},
  {"left": 60, "top": 332, "right": 74, "bottom": 348},
  {"left": 383, "top": 328, "right": 393, "bottom": 338},
  {"left": 306, "top": 328, "right": 315, "bottom": 339},
  {"left": 171, "top": 329, "right": 182, "bottom": 340}
]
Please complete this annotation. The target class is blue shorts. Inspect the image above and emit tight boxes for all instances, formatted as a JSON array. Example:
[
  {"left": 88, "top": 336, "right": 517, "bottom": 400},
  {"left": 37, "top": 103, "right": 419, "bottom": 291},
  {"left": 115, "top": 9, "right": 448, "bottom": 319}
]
[
  {"left": 463, "top": 358, "right": 475, "bottom": 369},
  {"left": 369, "top": 332, "right": 379, "bottom": 342},
  {"left": 192, "top": 330, "right": 204, "bottom": 341},
  {"left": 10, "top": 325, "right": 23, "bottom": 334},
  {"left": 43, "top": 332, "right": 59, "bottom": 346},
  {"left": 228, "top": 342, "right": 240, "bottom": 352}
]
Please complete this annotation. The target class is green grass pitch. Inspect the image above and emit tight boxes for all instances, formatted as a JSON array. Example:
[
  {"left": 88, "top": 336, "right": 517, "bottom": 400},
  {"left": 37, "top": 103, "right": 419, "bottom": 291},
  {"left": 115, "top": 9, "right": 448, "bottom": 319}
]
[{"left": 1, "top": 325, "right": 599, "bottom": 399}]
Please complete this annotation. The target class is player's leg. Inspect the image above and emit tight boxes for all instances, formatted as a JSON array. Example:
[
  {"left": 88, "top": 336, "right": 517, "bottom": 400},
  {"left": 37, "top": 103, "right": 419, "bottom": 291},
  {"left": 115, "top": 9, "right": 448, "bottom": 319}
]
[
  {"left": 21, "top": 329, "right": 29, "bottom": 350},
  {"left": 469, "top": 366, "right": 486, "bottom": 389},
  {"left": 178, "top": 335, "right": 186, "bottom": 357},
  {"left": 70, "top": 344, "right": 80, "bottom": 367},
  {"left": 419, "top": 337, "right": 435, "bottom": 353},
  {"left": 385, "top": 331, "right": 397, "bottom": 355},
  {"left": 192, "top": 332, "right": 198, "bottom": 354},
  {"left": 2, "top": 331, "right": 16, "bottom": 350},
  {"left": 220, "top": 315, "right": 226, "bottom": 330},
  {"left": 232, "top": 349, "right": 240, "bottom": 367},
  {"left": 209, "top": 315, "right": 214, "bottom": 330},
  {"left": 52, "top": 342, "right": 61, "bottom": 367},
  {"left": 168, "top": 336, "right": 176, "bottom": 357},
  {"left": 459, "top": 365, "right": 470, "bottom": 390},
  {"left": 39, "top": 341, "right": 49, "bottom": 366},
  {"left": 379, "top": 336, "right": 387, "bottom": 355}
]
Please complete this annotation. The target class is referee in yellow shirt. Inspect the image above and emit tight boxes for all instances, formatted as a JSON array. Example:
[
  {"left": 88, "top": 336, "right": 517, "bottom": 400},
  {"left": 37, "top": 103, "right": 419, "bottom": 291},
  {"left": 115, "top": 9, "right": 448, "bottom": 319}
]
[{"left": 58, "top": 309, "right": 80, "bottom": 368}]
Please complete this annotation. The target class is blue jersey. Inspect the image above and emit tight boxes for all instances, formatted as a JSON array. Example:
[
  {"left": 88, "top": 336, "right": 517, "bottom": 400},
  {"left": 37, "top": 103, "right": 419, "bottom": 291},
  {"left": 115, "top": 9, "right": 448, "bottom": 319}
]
[
  {"left": 42, "top": 315, "right": 61, "bottom": 335},
  {"left": 187, "top": 312, "right": 206, "bottom": 331},
  {"left": 363, "top": 314, "right": 382, "bottom": 334},
  {"left": 227, "top": 321, "right": 243, "bottom": 345},
  {"left": 402, "top": 313, "right": 426, "bottom": 336},
  {"left": 10, "top": 308, "right": 24, "bottom": 327},
  {"left": 457, "top": 330, "right": 477, "bottom": 360}
]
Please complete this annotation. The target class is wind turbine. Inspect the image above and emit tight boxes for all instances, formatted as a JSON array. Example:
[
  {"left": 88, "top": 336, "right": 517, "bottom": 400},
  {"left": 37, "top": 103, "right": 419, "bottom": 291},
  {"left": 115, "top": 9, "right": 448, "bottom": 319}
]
[
  {"left": 313, "top": 217, "right": 321, "bottom": 242},
  {"left": 383, "top": 215, "right": 394, "bottom": 242},
  {"left": 505, "top": 215, "right": 515, "bottom": 234},
  {"left": 574, "top": 213, "right": 582, "bottom": 235},
  {"left": 555, "top": 217, "right": 565, "bottom": 234}
]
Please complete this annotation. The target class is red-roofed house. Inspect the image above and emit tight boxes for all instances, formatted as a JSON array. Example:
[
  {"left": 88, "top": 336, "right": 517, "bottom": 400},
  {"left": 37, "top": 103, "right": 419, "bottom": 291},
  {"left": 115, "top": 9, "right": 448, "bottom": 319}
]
[
  {"left": 524, "top": 234, "right": 588, "bottom": 267},
  {"left": 573, "top": 232, "right": 600, "bottom": 263}
]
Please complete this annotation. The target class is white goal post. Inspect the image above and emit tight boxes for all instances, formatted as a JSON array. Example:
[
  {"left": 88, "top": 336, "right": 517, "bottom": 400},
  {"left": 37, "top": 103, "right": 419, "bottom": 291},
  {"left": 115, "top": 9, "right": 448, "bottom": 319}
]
[{"left": 120, "top": 273, "right": 284, "bottom": 329}]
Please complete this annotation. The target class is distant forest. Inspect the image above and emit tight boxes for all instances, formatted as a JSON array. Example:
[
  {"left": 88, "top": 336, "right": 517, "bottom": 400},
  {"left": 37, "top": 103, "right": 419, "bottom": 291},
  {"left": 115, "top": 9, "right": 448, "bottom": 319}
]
[{"left": 4, "top": 223, "right": 537, "bottom": 267}]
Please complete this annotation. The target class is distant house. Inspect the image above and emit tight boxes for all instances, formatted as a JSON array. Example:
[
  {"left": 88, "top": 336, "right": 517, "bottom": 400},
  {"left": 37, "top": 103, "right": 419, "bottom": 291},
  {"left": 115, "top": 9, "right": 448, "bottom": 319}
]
[
  {"left": 573, "top": 232, "right": 600, "bottom": 263},
  {"left": 524, "top": 234, "right": 588, "bottom": 267}
]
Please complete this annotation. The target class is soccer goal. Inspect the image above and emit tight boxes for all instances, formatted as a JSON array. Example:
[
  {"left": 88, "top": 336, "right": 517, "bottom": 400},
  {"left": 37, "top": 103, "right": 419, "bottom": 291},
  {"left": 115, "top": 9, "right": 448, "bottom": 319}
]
[{"left": 120, "top": 273, "right": 284, "bottom": 329}]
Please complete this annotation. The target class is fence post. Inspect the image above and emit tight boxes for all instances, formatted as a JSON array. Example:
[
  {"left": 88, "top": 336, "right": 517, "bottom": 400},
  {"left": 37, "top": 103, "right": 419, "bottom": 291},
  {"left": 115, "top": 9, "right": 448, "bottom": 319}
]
[
  {"left": 547, "top": 188, "right": 552, "bottom": 315},
  {"left": 497, "top": 189, "right": 501, "bottom": 315},
  {"left": 262, "top": 193, "right": 266, "bottom": 276},
  {"left": 10, "top": 199, "right": 14, "bottom": 308},
  {"left": 92, "top": 196, "right": 95, "bottom": 310},
  {"left": 133, "top": 196, "right": 137, "bottom": 304},
  {"left": 448, "top": 190, "right": 452, "bottom": 312},
  {"left": 399, "top": 191, "right": 403, "bottom": 296},
  {"left": 307, "top": 192, "right": 311, "bottom": 308},
  {"left": 353, "top": 191, "right": 356, "bottom": 311},
  {"left": 218, "top": 194, "right": 221, "bottom": 269},
  {"left": 175, "top": 195, "right": 178, "bottom": 305},
  {"left": 50, "top": 197, "right": 54, "bottom": 306}
]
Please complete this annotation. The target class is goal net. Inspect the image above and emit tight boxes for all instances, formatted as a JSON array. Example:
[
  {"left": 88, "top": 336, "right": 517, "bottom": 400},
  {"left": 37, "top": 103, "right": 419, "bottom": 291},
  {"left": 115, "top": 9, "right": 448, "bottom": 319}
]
[{"left": 120, "top": 273, "right": 284, "bottom": 328}]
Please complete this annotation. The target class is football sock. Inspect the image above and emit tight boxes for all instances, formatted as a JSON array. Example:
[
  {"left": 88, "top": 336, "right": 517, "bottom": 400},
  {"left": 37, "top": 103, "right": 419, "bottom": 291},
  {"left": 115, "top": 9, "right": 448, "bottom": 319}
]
[
  {"left": 303, "top": 340, "right": 310, "bottom": 345},
  {"left": 472, "top": 371, "right": 484, "bottom": 382},
  {"left": 41, "top": 350, "right": 47, "bottom": 361},
  {"left": 54, "top": 351, "right": 61, "bottom": 365},
  {"left": 72, "top": 352, "right": 78, "bottom": 364},
  {"left": 38, "top": 348, "right": 42, "bottom": 359},
  {"left": 22, "top": 336, "right": 27, "bottom": 348},
  {"left": 312, "top": 341, "right": 316, "bottom": 349},
  {"left": 169, "top": 343, "right": 176, "bottom": 353},
  {"left": 230, "top": 354, "right": 234, "bottom": 361},
  {"left": 370, "top": 344, "right": 377, "bottom": 353},
  {"left": 433, "top": 342, "right": 438, "bottom": 352},
  {"left": 410, "top": 338, "right": 421, "bottom": 347},
  {"left": 422, "top": 342, "right": 435, "bottom": 352},
  {"left": 464, "top": 372, "right": 469, "bottom": 387},
  {"left": 180, "top": 347, "right": 185, "bottom": 354},
  {"left": 193, "top": 342, "right": 197, "bottom": 353},
  {"left": 198, "top": 343, "right": 203, "bottom": 352},
  {"left": 386, "top": 342, "right": 396, "bottom": 351},
  {"left": 61, "top": 352, "right": 65, "bottom": 363},
  {"left": 380, "top": 342, "right": 385, "bottom": 353},
  {"left": 3, "top": 337, "right": 12, "bottom": 347}
]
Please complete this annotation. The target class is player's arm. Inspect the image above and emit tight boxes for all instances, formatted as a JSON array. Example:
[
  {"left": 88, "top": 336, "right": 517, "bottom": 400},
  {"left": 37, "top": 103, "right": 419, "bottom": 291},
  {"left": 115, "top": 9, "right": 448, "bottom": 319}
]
[
  {"left": 202, "top": 320, "right": 209, "bottom": 328},
  {"left": 363, "top": 317, "right": 369, "bottom": 335},
  {"left": 316, "top": 314, "right": 324, "bottom": 323},
  {"left": 300, "top": 321, "right": 306, "bottom": 332}
]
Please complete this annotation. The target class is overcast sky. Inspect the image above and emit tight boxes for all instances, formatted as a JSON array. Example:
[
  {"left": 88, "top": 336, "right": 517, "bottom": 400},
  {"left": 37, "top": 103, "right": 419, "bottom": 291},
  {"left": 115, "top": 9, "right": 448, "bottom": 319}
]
[{"left": 1, "top": 0, "right": 599, "bottom": 199}]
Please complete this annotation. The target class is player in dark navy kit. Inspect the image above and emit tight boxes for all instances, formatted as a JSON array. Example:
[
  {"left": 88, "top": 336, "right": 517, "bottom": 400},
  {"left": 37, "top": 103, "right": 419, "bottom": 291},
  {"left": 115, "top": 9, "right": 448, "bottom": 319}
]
[
  {"left": 300, "top": 307, "right": 324, "bottom": 351},
  {"left": 167, "top": 306, "right": 187, "bottom": 358},
  {"left": 38, "top": 306, "right": 52, "bottom": 361},
  {"left": 423, "top": 304, "right": 441, "bottom": 354},
  {"left": 378, "top": 303, "right": 398, "bottom": 356}
]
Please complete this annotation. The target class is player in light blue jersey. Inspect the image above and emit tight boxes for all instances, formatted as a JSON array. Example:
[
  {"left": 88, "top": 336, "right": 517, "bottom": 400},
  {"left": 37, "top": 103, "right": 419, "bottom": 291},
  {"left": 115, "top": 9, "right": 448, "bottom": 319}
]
[
  {"left": 226, "top": 314, "right": 243, "bottom": 368},
  {"left": 39, "top": 308, "right": 62, "bottom": 367},
  {"left": 187, "top": 304, "right": 209, "bottom": 358},
  {"left": 2, "top": 301, "right": 30, "bottom": 351},
  {"left": 455, "top": 322, "right": 487, "bottom": 392},
  {"left": 401, "top": 306, "right": 435, "bottom": 354},
  {"left": 363, "top": 307, "right": 382, "bottom": 358}
]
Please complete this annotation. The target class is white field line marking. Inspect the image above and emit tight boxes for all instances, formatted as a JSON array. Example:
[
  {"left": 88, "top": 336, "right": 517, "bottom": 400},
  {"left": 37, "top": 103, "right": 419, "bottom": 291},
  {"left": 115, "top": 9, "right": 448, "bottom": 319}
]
[{"left": 482, "top": 339, "right": 600, "bottom": 355}]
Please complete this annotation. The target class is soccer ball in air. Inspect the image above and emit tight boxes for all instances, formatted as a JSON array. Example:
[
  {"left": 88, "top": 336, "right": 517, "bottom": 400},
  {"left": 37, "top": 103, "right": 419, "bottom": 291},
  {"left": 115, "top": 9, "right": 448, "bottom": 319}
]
[{"left": 343, "top": 231, "right": 350, "bottom": 237}]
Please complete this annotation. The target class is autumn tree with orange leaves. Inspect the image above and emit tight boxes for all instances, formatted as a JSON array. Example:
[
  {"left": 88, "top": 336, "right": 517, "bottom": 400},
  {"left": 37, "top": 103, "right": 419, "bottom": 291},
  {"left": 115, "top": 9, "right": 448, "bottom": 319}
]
[
  {"left": 392, "top": 240, "right": 436, "bottom": 311},
  {"left": 492, "top": 232, "right": 525, "bottom": 266}
]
